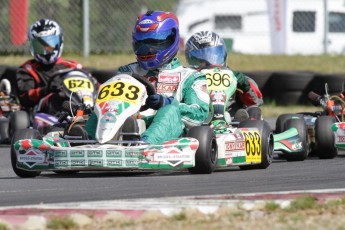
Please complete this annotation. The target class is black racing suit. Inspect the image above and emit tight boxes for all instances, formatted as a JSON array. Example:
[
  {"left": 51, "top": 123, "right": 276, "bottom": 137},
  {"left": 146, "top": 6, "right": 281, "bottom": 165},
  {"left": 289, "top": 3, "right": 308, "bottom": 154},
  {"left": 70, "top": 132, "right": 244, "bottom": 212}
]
[{"left": 16, "top": 57, "right": 84, "bottom": 116}]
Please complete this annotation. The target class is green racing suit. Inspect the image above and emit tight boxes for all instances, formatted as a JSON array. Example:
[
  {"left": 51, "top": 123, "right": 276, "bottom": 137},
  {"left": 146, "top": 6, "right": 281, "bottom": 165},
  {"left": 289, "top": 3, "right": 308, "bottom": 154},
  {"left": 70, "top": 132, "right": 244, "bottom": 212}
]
[{"left": 85, "top": 58, "right": 209, "bottom": 144}]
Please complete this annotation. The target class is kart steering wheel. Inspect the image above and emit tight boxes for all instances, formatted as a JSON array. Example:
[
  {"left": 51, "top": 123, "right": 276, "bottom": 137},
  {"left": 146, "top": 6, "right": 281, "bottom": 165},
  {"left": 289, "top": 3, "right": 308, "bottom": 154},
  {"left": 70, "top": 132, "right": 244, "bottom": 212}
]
[
  {"left": 47, "top": 68, "right": 76, "bottom": 93},
  {"left": 131, "top": 73, "right": 156, "bottom": 96}
]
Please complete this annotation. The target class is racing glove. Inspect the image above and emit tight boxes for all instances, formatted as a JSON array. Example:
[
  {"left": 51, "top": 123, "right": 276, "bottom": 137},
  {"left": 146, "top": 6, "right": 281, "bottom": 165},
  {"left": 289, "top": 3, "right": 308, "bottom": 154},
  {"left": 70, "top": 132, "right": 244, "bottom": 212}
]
[
  {"left": 145, "top": 94, "right": 174, "bottom": 110},
  {"left": 40, "top": 85, "right": 61, "bottom": 96}
]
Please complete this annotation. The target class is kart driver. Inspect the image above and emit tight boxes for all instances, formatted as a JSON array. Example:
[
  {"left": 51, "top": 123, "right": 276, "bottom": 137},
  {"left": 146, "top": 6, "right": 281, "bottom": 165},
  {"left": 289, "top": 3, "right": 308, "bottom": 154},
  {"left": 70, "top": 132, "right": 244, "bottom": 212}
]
[
  {"left": 16, "top": 19, "right": 95, "bottom": 115},
  {"left": 85, "top": 10, "right": 209, "bottom": 144},
  {"left": 184, "top": 31, "right": 263, "bottom": 123}
]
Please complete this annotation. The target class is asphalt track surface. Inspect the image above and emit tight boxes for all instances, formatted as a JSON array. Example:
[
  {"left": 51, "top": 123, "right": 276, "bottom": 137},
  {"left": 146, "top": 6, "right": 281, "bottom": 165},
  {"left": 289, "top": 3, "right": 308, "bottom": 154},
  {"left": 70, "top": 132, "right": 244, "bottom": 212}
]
[{"left": 1, "top": 142, "right": 345, "bottom": 207}]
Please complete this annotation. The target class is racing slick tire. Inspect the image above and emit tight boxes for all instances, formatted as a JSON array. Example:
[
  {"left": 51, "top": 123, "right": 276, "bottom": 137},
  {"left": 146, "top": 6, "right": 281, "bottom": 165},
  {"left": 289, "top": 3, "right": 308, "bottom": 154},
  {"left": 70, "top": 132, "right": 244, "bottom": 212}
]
[
  {"left": 9, "top": 110, "right": 30, "bottom": 138},
  {"left": 315, "top": 116, "right": 337, "bottom": 159},
  {"left": 238, "top": 120, "right": 274, "bottom": 170},
  {"left": 284, "top": 118, "right": 309, "bottom": 161},
  {"left": 11, "top": 129, "right": 42, "bottom": 178},
  {"left": 0, "top": 117, "right": 10, "bottom": 143},
  {"left": 275, "top": 113, "right": 304, "bottom": 134},
  {"left": 187, "top": 126, "right": 218, "bottom": 174}
]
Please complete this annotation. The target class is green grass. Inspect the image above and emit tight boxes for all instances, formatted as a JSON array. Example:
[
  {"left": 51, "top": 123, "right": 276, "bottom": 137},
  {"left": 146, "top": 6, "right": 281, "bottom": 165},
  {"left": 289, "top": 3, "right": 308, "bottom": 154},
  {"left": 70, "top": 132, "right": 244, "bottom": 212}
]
[
  {"left": 47, "top": 216, "right": 77, "bottom": 230},
  {"left": 287, "top": 195, "right": 319, "bottom": 212},
  {"left": 0, "top": 223, "right": 7, "bottom": 230}
]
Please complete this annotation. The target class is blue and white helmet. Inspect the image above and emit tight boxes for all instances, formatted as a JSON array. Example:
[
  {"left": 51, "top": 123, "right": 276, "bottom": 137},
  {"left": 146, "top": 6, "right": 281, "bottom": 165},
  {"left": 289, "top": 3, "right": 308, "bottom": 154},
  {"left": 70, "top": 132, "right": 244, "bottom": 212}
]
[
  {"left": 185, "top": 31, "right": 227, "bottom": 68},
  {"left": 28, "top": 19, "right": 64, "bottom": 65}
]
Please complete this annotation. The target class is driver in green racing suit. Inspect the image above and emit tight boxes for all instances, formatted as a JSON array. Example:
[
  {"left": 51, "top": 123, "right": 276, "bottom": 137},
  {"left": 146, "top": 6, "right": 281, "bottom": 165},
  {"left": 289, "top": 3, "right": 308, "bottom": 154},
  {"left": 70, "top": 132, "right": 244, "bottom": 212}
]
[
  {"left": 85, "top": 11, "right": 209, "bottom": 145},
  {"left": 184, "top": 31, "right": 264, "bottom": 123}
]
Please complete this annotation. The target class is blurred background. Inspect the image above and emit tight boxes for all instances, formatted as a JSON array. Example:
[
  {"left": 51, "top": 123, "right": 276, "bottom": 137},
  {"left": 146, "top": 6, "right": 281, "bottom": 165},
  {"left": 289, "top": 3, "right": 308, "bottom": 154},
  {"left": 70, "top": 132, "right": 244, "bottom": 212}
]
[
  {"left": 1, "top": 0, "right": 345, "bottom": 106},
  {"left": 2, "top": 0, "right": 345, "bottom": 56}
]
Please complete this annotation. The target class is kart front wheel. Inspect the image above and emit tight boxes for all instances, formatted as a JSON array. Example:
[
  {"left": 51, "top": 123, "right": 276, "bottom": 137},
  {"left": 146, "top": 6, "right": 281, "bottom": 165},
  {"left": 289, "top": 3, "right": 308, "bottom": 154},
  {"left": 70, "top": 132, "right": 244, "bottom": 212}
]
[
  {"left": 315, "top": 116, "right": 337, "bottom": 159},
  {"left": 239, "top": 120, "right": 274, "bottom": 170},
  {"left": 11, "top": 129, "right": 42, "bottom": 178},
  {"left": 187, "top": 126, "right": 218, "bottom": 174},
  {"left": 284, "top": 118, "right": 309, "bottom": 161}
]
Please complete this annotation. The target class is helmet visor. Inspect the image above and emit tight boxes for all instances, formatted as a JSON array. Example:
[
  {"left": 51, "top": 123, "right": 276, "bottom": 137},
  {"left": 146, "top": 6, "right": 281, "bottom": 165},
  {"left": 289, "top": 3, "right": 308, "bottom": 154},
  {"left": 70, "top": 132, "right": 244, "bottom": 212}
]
[
  {"left": 30, "top": 35, "right": 61, "bottom": 55},
  {"left": 188, "top": 45, "right": 226, "bottom": 67},
  {"left": 133, "top": 29, "right": 175, "bottom": 58}
]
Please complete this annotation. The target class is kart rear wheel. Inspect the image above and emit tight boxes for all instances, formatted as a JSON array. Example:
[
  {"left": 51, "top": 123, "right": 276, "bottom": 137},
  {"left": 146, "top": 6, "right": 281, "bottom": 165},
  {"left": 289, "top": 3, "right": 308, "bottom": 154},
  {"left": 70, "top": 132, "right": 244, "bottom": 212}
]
[
  {"left": 284, "top": 118, "right": 309, "bottom": 161},
  {"left": 11, "top": 129, "right": 42, "bottom": 178},
  {"left": 275, "top": 113, "right": 304, "bottom": 133},
  {"left": 9, "top": 111, "right": 30, "bottom": 138},
  {"left": 239, "top": 120, "right": 274, "bottom": 170},
  {"left": 187, "top": 126, "right": 217, "bottom": 174},
  {"left": 315, "top": 116, "right": 337, "bottom": 159}
]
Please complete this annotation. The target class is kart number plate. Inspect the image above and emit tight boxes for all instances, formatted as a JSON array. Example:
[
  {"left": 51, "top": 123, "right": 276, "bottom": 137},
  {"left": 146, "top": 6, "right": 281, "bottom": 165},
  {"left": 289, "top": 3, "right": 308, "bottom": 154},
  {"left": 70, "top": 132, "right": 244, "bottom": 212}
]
[
  {"left": 63, "top": 77, "right": 94, "bottom": 92},
  {"left": 204, "top": 69, "right": 235, "bottom": 90},
  {"left": 96, "top": 80, "right": 143, "bottom": 104},
  {"left": 243, "top": 130, "right": 262, "bottom": 163}
]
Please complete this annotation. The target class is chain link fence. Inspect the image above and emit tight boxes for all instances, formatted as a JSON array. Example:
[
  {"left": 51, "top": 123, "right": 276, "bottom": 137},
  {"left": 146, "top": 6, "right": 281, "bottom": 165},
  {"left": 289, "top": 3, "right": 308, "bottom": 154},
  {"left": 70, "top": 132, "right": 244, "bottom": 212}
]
[
  {"left": 1, "top": 0, "right": 345, "bottom": 55},
  {"left": 0, "top": 0, "right": 175, "bottom": 55}
]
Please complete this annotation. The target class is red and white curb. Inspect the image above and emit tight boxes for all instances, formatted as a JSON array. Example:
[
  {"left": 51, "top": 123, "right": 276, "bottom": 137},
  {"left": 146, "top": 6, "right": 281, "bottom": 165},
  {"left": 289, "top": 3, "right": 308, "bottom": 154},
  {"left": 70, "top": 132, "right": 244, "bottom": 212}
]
[{"left": 1, "top": 188, "right": 345, "bottom": 229}]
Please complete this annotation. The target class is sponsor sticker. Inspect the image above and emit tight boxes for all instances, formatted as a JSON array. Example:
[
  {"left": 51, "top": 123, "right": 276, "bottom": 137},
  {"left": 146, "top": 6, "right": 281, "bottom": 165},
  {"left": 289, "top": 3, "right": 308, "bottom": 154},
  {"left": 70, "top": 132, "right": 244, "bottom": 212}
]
[
  {"left": 70, "top": 150, "right": 85, "bottom": 158},
  {"left": 107, "top": 159, "right": 123, "bottom": 166},
  {"left": 88, "top": 159, "right": 103, "bottom": 167},
  {"left": 87, "top": 150, "right": 103, "bottom": 158},
  {"left": 55, "top": 150, "right": 68, "bottom": 158},
  {"left": 55, "top": 160, "right": 69, "bottom": 167},
  {"left": 156, "top": 83, "right": 178, "bottom": 94},
  {"left": 71, "top": 160, "right": 86, "bottom": 166},
  {"left": 125, "top": 150, "right": 140, "bottom": 158},
  {"left": 125, "top": 159, "right": 138, "bottom": 167},
  {"left": 338, "top": 136, "right": 345, "bottom": 142},
  {"left": 106, "top": 150, "right": 122, "bottom": 158},
  {"left": 158, "top": 72, "right": 181, "bottom": 83},
  {"left": 18, "top": 149, "right": 46, "bottom": 168}
]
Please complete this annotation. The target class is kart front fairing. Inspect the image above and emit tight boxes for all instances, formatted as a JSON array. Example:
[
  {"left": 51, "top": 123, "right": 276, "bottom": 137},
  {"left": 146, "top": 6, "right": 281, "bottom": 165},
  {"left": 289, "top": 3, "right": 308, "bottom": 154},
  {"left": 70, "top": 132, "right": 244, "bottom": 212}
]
[{"left": 13, "top": 74, "right": 200, "bottom": 172}]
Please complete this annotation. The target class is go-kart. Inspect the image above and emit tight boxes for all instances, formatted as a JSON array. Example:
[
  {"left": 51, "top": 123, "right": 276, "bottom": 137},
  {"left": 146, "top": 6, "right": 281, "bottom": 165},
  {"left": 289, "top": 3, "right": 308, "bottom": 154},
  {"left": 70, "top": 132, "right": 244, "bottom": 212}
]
[
  {"left": 0, "top": 79, "right": 21, "bottom": 143},
  {"left": 12, "top": 71, "right": 277, "bottom": 178},
  {"left": 203, "top": 67, "right": 307, "bottom": 163},
  {"left": 9, "top": 68, "right": 97, "bottom": 137},
  {"left": 276, "top": 83, "right": 341, "bottom": 159}
]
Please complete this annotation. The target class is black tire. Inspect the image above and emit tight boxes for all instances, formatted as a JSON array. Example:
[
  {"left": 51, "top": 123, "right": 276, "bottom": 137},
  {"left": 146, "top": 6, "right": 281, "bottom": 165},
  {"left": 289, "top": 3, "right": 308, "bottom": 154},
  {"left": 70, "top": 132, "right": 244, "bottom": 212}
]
[
  {"left": 0, "top": 117, "right": 9, "bottom": 143},
  {"left": 275, "top": 113, "right": 304, "bottom": 133},
  {"left": 273, "top": 91, "right": 304, "bottom": 105},
  {"left": 238, "top": 120, "right": 274, "bottom": 170},
  {"left": 315, "top": 116, "right": 337, "bottom": 159},
  {"left": 271, "top": 71, "right": 314, "bottom": 91},
  {"left": 284, "top": 118, "right": 309, "bottom": 161},
  {"left": 187, "top": 126, "right": 217, "bottom": 174},
  {"left": 310, "top": 74, "right": 345, "bottom": 95},
  {"left": 11, "top": 129, "right": 42, "bottom": 178},
  {"left": 242, "top": 71, "right": 273, "bottom": 89},
  {"left": 9, "top": 111, "right": 30, "bottom": 138},
  {"left": 247, "top": 106, "right": 262, "bottom": 120}
]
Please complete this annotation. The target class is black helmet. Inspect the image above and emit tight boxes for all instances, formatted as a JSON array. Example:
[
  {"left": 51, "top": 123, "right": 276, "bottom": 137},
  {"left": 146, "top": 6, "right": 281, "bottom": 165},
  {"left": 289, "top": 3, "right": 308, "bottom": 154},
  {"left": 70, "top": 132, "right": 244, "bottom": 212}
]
[
  {"left": 28, "top": 19, "right": 64, "bottom": 65},
  {"left": 185, "top": 31, "right": 227, "bottom": 68}
]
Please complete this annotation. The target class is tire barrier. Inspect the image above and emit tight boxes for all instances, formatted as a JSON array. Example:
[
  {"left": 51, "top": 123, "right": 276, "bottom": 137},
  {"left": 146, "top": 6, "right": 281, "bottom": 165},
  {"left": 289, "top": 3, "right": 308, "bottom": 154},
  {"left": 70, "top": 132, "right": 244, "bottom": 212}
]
[{"left": 0, "top": 65, "right": 344, "bottom": 105}]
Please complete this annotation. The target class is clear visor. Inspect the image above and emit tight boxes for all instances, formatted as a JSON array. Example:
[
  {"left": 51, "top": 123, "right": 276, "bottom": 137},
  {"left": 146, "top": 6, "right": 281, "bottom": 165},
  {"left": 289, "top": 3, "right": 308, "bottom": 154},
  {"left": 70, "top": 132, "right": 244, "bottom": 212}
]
[
  {"left": 30, "top": 35, "right": 61, "bottom": 55},
  {"left": 134, "top": 29, "right": 175, "bottom": 56},
  {"left": 188, "top": 45, "right": 226, "bottom": 67}
]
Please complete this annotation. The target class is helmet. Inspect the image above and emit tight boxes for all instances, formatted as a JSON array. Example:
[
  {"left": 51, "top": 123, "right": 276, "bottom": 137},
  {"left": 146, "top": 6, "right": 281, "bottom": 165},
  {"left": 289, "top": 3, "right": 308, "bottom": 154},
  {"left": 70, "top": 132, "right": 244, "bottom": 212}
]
[
  {"left": 132, "top": 11, "right": 180, "bottom": 70},
  {"left": 28, "top": 19, "right": 64, "bottom": 65},
  {"left": 185, "top": 31, "right": 227, "bottom": 68}
]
